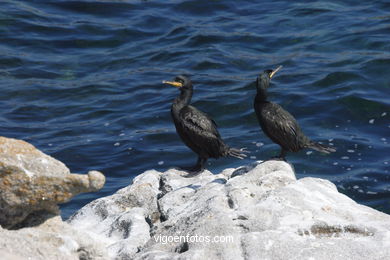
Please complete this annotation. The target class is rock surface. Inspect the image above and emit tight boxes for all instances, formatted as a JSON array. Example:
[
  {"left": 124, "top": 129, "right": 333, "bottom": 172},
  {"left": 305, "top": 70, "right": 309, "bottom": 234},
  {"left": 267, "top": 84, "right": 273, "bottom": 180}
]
[
  {"left": 0, "top": 136, "right": 105, "bottom": 228},
  {"left": 0, "top": 215, "right": 108, "bottom": 260},
  {"left": 68, "top": 161, "right": 390, "bottom": 260}
]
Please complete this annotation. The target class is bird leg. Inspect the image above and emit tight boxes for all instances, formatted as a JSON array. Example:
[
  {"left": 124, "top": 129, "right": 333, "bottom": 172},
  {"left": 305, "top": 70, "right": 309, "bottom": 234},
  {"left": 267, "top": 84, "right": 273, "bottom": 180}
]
[
  {"left": 270, "top": 149, "right": 287, "bottom": 161},
  {"left": 182, "top": 157, "right": 207, "bottom": 178},
  {"left": 278, "top": 149, "right": 287, "bottom": 161}
]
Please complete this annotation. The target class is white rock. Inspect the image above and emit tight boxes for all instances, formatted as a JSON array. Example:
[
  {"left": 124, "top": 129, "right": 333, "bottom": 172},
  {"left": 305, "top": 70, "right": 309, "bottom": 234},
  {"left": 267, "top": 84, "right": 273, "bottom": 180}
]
[
  {"left": 0, "top": 216, "right": 107, "bottom": 259},
  {"left": 67, "top": 161, "right": 390, "bottom": 259}
]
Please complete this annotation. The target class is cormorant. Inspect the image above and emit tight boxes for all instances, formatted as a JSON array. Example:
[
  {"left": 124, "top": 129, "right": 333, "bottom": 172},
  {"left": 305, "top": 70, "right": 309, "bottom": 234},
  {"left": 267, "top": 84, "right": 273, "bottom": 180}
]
[
  {"left": 254, "top": 66, "right": 336, "bottom": 159},
  {"left": 163, "top": 75, "right": 247, "bottom": 175}
]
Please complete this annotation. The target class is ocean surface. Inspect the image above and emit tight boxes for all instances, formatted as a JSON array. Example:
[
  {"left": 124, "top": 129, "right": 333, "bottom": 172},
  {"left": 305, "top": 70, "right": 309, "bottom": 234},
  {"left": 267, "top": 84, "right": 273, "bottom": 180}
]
[{"left": 0, "top": 0, "right": 388, "bottom": 219}]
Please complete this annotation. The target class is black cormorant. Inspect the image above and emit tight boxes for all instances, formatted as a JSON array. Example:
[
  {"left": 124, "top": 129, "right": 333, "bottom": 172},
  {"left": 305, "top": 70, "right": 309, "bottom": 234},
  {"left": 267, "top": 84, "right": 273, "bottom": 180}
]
[
  {"left": 163, "top": 75, "right": 247, "bottom": 175},
  {"left": 254, "top": 66, "right": 336, "bottom": 159}
]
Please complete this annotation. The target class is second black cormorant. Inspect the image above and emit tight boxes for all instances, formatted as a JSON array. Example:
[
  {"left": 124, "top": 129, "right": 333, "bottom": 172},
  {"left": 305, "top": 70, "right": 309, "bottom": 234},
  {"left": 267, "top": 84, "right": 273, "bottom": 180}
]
[
  {"left": 254, "top": 66, "right": 336, "bottom": 159},
  {"left": 163, "top": 75, "right": 247, "bottom": 175}
]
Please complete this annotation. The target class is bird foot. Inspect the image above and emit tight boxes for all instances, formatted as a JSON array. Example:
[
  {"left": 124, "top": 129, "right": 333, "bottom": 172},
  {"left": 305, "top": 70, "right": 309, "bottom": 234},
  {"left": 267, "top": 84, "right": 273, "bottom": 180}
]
[
  {"left": 183, "top": 170, "right": 204, "bottom": 178},
  {"left": 269, "top": 156, "right": 287, "bottom": 162},
  {"left": 177, "top": 165, "right": 204, "bottom": 178}
]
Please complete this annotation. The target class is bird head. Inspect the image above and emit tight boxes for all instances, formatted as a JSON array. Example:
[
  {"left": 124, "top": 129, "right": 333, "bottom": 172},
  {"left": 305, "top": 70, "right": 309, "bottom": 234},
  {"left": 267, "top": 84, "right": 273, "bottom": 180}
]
[
  {"left": 257, "top": 65, "right": 282, "bottom": 90},
  {"left": 163, "top": 75, "right": 192, "bottom": 91}
]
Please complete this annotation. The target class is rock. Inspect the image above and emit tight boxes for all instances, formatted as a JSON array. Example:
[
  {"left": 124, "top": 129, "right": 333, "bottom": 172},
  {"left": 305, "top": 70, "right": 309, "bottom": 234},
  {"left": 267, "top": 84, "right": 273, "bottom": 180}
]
[
  {"left": 0, "top": 215, "right": 108, "bottom": 259},
  {"left": 68, "top": 170, "right": 161, "bottom": 259},
  {"left": 0, "top": 136, "right": 105, "bottom": 228},
  {"left": 69, "top": 161, "right": 390, "bottom": 260}
]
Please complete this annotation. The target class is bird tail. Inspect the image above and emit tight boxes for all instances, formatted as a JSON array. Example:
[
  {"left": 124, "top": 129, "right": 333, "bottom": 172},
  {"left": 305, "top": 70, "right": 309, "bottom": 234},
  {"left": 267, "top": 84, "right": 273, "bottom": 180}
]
[
  {"left": 307, "top": 141, "right": 336, "bottom": 154},
  {"left": 227, "top": 147, "right": 248, "bottom": 159}
]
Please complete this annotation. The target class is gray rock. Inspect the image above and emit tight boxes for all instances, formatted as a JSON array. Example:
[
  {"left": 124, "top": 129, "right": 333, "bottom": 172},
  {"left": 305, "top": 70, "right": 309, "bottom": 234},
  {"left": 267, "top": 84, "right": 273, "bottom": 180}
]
[
  {"left": 0, "top": 215, "right": 108, "bottom": 260},
  {"left": 68, "top": 170, "right": 161, "bottom": 259},
  {"left": 0, "top": 136, "right": 105, "bottom": 228},
  {"left": 69, "top": 160, "right": 390, "bottom": 260}
]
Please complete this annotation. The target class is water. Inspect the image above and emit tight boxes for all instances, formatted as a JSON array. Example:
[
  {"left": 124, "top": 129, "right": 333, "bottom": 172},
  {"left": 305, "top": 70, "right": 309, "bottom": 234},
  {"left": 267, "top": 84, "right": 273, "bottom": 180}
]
[{"left": 0, "top": 0, "right": 388, "bottom": 219}]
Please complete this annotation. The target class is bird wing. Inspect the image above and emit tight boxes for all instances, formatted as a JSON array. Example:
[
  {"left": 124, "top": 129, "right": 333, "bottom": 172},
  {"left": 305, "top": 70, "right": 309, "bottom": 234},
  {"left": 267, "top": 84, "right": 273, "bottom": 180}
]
[
  {"left": 178, "top": 105, "right": 223, "bottom": 157},
  {"left": 180, "top": 105, "right": 220, "bottom": 138},
  {"left": 260, "top": 103, "right": 304, "bottom": 151}
]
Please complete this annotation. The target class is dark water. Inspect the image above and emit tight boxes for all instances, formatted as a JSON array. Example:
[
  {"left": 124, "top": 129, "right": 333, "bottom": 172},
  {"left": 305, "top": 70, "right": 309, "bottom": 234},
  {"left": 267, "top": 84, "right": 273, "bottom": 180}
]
[{"left": 0, "top": 1, "right": 388, "bottom": 218}]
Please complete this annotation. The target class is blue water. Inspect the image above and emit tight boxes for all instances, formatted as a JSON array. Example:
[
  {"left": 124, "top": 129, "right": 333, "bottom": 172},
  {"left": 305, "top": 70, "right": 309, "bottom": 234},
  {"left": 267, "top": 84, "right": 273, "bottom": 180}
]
[{"left": 0, "top": 1, "right": 388, "bottom": 218}]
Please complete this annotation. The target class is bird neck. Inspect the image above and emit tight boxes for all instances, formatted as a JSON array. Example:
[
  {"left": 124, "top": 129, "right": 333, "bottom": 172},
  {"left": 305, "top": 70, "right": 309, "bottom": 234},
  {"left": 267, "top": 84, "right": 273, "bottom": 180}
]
[
  {"left": 255, "top": 87, "right": 268, "bottom": 102},
  {"left": 255, "top": 77, "right": 268, "bottom": 102},
  {"left": 174, "top": 88, "right": 193, "bottom": 108}
]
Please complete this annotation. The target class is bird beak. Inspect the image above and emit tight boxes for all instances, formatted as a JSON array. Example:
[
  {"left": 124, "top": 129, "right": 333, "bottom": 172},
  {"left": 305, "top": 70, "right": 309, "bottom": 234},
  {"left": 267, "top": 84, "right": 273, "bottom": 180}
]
[
  {"left": 269, "top": 65, "right": 283, "bottom": 79},
  {"left": 162, "top": 80, "right": 183, "bottom": 88}
]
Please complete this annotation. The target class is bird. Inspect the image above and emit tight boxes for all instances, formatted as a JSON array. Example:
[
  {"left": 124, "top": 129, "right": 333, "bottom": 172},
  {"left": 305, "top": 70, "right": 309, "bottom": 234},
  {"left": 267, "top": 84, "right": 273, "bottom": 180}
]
[
  {"left": 163, "top": 75, "right": 247, "bottom": 176},
  {"left": 253, "top": 66, "right": 336, "bottom": 159}
]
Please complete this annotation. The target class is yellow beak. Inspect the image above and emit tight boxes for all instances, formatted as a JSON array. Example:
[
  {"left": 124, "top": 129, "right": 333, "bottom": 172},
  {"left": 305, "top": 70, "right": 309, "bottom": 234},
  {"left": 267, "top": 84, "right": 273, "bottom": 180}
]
[
  {"left": 162, "top": 80, "right": 183, "bottom": 88},
  {"left": 270, "top": 65, "right": 283, "bottom": 79}
]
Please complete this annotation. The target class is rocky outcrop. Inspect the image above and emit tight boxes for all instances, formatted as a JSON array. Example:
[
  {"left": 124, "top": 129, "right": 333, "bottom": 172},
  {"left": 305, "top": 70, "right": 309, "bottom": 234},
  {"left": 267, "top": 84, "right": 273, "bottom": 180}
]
[
  {"left": 0, "top": 136, "right": 107, "bottom": 259},
  {"left": 0, "top": 136, "right": 105, "bottom": 229},
  {"left": 68, "top": 168, "right": 161, "bottom": 259},
  {"left": 68, "top": 161, "right": 390, "bottom": 260},
  {"left": 0, "top": 136, "right": 388, "bottom": 260},
  {"left": 0, "top": 215, "right": 108, "bottom": 260}
]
